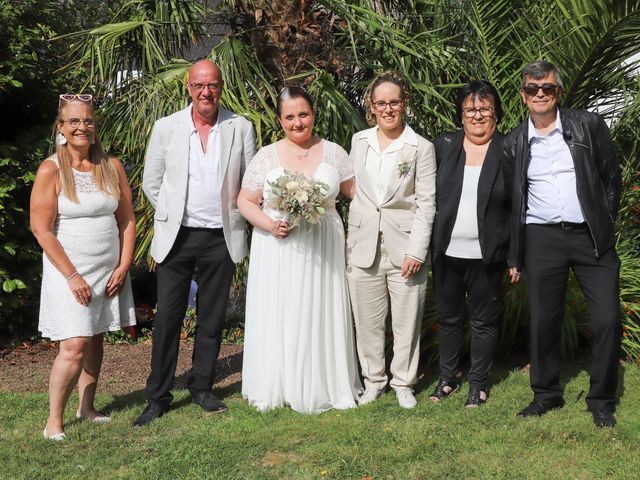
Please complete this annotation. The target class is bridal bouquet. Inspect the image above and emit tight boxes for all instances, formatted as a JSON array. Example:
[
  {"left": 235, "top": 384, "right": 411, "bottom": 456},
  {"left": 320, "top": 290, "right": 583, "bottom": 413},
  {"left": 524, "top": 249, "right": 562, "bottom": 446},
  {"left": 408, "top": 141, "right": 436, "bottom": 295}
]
[{"left": 266, "top": 170, "right": 332, "bottom": 227}]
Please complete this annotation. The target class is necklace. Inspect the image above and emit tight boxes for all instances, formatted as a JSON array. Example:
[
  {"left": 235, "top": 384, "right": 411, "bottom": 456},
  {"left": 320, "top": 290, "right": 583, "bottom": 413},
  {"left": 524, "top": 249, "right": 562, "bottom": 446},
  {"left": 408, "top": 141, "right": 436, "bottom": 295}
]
[{"left": 287, "top": 138, "right": 313, "bottom": 160}]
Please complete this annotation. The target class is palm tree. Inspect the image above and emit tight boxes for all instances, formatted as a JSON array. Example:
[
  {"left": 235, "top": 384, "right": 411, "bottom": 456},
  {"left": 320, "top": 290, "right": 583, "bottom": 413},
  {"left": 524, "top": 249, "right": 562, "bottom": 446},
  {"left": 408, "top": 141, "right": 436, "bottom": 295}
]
[{"left": 65, "top": 0, "right": 640, "bottom": 359}]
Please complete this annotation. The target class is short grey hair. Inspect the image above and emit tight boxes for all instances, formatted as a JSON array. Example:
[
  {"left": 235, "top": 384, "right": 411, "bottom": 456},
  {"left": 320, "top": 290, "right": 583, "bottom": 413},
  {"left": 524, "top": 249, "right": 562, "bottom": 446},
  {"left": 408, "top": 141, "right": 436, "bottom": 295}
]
[{"left": 520, "top": 61, "right": 564, "bottom": 90}]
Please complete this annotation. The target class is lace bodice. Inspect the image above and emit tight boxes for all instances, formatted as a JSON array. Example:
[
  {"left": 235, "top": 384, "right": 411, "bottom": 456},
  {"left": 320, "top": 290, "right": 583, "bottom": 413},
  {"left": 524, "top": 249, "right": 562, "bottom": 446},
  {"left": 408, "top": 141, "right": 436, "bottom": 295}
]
[{"left": 242, "top": 140, "right": 353, "bottom": 192}]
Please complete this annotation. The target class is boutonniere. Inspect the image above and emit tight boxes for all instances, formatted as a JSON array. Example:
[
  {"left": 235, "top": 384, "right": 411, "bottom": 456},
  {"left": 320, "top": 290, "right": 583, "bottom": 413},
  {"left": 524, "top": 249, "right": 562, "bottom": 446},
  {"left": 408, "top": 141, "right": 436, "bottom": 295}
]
[{"left": 397, "top": 161, "right": 410, "bottom": 178}]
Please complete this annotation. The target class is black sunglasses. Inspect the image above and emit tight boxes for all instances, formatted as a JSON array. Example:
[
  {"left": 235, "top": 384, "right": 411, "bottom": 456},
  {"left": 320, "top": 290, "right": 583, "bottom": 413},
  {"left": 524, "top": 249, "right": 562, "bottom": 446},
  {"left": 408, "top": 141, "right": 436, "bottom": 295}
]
[{"left": 522, "top": 83, "right": 560, "bottom": 96}]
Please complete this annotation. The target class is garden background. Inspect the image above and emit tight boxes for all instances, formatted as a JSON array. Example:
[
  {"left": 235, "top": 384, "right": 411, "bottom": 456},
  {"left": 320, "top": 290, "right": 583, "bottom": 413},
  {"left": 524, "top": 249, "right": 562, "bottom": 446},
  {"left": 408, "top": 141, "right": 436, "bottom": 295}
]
[
  {"left": 2, "top": 1, "right": 640, "bottom": 478},
  {"left": 1, "top": 0, "right": 639, "bottom": 360}
]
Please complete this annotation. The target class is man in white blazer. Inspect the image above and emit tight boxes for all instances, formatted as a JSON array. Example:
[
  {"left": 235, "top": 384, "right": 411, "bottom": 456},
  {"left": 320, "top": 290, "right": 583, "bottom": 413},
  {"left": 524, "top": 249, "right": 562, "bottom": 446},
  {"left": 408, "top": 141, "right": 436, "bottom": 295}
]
[
  {"left": 134, "top": 60, "right": 256, "bottom": 426},
  {"left": 346, "top": 73, "right": 436, "bottom": 408}
]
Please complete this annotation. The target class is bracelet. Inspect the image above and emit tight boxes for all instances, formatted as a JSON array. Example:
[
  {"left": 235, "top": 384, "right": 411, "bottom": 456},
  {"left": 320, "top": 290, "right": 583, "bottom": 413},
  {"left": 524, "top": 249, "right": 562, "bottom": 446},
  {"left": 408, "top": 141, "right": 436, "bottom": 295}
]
[{"left": 65, "top": 271, "right": 79, "bottom": 281}]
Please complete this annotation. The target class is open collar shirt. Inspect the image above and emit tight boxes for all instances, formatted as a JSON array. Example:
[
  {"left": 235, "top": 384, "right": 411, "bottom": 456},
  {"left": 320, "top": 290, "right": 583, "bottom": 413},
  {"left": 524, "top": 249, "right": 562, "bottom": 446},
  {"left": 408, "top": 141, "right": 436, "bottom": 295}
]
[
  {"left": 182, "top": 104, "right": 223, "bottom": 228},
  {"left": 526, "top": 110, "right": 585, "bottom": 224}
]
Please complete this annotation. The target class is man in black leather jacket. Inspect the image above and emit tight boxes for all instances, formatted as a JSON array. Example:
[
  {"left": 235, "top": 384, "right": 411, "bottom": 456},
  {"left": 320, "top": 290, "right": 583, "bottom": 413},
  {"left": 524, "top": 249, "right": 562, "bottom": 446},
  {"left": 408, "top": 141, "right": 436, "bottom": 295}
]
[{"left": 503, "top": 61, "right": 621, "bottom": 427}]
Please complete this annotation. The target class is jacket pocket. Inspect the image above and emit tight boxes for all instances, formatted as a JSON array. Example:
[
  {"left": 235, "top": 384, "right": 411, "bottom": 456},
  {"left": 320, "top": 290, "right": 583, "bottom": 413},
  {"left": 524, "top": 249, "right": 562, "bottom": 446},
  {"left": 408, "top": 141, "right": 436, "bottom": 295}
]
[
  {"left": 399, "top": 220, "right": 413, "bottom": 233},
  {"left": 154, "top": 208, "right": 168, "bottom": 221},
  {"left": 347, "top": 212, "right": 361, "bottom": 228}
]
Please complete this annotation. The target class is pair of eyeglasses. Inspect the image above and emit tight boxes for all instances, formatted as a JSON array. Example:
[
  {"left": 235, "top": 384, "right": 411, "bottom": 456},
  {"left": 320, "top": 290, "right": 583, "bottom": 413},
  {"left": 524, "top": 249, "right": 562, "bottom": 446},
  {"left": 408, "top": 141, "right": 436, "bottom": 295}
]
[
  {"left": 373, "top": 100, "right": 403, "bottom": 111},
  {"left": 188, "top": 82, "right": 222, "bottom": 92},
  {"left": 60, "top": 118, "right": 95, "bottom": 128},
  {"left": 462, "top": 107, "right": 494, "bottom": 118},
  {"left": 522, "top": 83, "right": 559, "bottom": 96},
  {"left": 59, "top": 94, "right": 93, "bottom": 106}
]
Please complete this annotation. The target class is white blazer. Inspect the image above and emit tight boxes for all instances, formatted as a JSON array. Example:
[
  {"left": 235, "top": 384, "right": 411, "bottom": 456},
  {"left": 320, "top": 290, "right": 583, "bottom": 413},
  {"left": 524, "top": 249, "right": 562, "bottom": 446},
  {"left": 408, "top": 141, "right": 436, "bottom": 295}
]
[
  {"left": 346, "top": 127, "right": 437, "bottom": 268},
  {"left": 143, "top": 105, "right": 256, "bottom": 263}
]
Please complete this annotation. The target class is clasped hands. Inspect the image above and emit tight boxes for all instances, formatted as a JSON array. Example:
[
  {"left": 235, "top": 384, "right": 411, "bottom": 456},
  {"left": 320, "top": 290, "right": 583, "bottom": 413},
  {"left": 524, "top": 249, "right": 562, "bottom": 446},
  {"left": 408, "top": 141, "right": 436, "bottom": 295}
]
[{"left": 270, "top": 219, "right": 290, "bottom": 239}]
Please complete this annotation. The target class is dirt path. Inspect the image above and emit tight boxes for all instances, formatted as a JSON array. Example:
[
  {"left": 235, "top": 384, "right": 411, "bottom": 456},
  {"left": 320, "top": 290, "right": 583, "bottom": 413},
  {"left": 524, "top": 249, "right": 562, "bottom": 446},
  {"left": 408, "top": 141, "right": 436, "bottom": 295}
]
[{"left": 0, "top": 340, "right": 243, "bottom": 395}]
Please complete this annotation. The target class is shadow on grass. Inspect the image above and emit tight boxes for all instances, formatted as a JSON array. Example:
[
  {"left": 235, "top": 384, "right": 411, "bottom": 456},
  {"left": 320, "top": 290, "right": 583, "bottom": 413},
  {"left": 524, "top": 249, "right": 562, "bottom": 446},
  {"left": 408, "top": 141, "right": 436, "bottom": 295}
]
[{"left": 100, "top": 350, "right": 243, "bottom": 416}]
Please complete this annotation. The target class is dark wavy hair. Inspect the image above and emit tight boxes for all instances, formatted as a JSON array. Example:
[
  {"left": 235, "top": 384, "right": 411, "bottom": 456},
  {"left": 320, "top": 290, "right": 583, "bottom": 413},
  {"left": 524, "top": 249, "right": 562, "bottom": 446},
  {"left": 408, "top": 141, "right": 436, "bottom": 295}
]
[
  {"left": 454, "top": 80, "right": 503, "bottom": 127},
  {"left": 276, "top": 85, "right": 314, "bottom": 117}
]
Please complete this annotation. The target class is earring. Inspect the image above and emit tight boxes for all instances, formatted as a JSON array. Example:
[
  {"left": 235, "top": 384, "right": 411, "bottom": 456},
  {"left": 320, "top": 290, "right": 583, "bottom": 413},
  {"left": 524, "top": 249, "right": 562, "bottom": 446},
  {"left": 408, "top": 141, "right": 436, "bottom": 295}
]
[{"left": 56, "top": 133, "right": 67, "bottom": 145}]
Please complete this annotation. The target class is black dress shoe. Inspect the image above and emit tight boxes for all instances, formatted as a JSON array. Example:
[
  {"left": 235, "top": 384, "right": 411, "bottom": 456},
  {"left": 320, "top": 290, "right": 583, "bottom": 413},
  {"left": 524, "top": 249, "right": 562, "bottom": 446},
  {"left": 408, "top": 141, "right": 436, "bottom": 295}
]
[
  {"left": 133, "top": 403, "right": 168, "bottom": 427},
  {"left": 592, "top": 410, "right": 616, "bottom": 428},
  {"left": 516, "top": 398, "right": 565, "bottom": 417},
  {"left": 192, "top": 391, "right": 228, "bottom": 414}
]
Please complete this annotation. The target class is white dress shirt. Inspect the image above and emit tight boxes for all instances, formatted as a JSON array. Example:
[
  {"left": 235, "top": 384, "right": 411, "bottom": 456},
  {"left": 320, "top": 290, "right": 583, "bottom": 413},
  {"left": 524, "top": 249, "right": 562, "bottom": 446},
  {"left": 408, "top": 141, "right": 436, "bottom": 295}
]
[
  {"left": 446, "top": 165, "right": 482, "bottom": 259},
  {"left": 363, "top": 124, "right": 418, "bottom": 205},
  {"left": 182, "top": 105, "right": 223, "bottom": 228},
  {"left": 526, "top": 112, "right": 584, "bottom": 224}
]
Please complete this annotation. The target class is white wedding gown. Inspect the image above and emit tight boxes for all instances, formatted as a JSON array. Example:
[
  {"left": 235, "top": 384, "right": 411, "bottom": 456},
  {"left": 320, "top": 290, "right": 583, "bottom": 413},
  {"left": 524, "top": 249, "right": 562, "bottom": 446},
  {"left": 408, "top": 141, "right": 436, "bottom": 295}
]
[{"left": 241, "top": 140, "right": 362, "bottom": 413}]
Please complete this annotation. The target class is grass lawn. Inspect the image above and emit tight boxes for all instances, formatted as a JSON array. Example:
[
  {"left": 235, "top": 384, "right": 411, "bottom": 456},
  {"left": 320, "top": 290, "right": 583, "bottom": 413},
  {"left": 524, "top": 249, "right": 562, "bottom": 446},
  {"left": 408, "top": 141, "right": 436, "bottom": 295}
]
[{"left": 1, "top": 362, "right": 638, "bottom": 480}]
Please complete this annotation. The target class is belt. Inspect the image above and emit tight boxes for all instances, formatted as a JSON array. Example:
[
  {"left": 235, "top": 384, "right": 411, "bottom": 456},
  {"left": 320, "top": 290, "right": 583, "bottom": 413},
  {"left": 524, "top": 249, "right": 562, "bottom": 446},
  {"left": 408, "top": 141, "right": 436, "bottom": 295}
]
[{"left": 542, "top": 222, "right": 588, "bottom": 230}]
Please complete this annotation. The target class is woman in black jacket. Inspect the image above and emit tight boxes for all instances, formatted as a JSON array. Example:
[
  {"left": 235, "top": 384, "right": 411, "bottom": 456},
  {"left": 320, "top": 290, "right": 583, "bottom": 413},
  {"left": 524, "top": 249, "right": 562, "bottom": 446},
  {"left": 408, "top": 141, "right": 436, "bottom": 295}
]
[{"left": 429, "top": 81, "right": 511, "bottom": 407}]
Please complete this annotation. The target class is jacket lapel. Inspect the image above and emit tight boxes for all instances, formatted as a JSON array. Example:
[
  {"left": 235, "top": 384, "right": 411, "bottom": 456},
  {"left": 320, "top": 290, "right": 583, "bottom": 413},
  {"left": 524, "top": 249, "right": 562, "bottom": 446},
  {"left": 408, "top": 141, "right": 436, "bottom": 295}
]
[
  {"left": 217, "top": 107, "right": 235, "bottom": 185},
  {"left": 477, "top": 131, "right": 502, "bottom": 216},
  {"left": 381, "top": 144, "right": 417, "bottom": 205},
  {"left": 175, "top": 107, "right": 191, "bottom": 191},
  {"left": 354, "top": 136, "right": 378, "bottom": 205}
]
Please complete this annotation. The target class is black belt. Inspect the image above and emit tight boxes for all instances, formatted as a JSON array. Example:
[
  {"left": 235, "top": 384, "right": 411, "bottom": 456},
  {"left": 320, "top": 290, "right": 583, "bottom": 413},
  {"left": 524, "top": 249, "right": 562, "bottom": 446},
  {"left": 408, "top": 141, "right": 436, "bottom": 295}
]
[{"left": 540, "top": 222, "right": 588, "bottom": 230}]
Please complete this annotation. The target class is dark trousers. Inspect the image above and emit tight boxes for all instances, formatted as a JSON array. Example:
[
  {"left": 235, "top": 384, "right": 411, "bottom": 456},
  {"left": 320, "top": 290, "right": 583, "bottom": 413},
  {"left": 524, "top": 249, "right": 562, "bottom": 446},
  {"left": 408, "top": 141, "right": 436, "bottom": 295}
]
[
  {"left": 434, "top": 256, "right": 503, "bottom": 390},
  {"left": 145, "top": 227, "right": 235, "bottom": 407},
  {"left": 525, "top": 224, "right": 621, "bottom": 411}
]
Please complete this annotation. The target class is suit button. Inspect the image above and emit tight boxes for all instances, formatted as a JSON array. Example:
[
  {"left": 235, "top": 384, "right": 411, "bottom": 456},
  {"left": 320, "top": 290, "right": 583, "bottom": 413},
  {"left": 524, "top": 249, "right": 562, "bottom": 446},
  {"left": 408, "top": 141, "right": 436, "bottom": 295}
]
[{"left": 376, "top": 207, "right": 380, "bottom": 212}]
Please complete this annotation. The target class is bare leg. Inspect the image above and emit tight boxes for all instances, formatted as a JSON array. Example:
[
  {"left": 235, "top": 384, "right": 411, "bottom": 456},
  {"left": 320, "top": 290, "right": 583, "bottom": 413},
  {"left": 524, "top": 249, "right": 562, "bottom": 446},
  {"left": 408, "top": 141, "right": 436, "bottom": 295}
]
[
  {"left": 46, "top": 337, "right": 87, "bottom": 435},
  {"left": 77, "top": 334, "right": 105, "bottom": 419}
]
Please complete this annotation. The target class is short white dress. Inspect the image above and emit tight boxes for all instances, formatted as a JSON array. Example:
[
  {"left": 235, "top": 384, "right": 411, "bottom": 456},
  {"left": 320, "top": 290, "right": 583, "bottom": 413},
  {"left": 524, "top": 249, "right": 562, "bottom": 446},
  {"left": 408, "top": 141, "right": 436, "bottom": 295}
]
[
  {"left": 38, "top": 156, "right": 135, "bottom": 341},
  {"left": 241, "top": 140, "right": 362, "bottom": 414}
]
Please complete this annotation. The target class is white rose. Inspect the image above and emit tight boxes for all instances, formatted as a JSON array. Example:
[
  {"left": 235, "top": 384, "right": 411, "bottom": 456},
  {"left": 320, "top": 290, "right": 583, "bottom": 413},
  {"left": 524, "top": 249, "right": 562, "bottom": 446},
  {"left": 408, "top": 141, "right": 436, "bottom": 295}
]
[
  {"left": 294, "top": 190, "right": 309, "bottom": 203},
  {"left": 286, "top": 181, "right": 299, "bottom": 191}
]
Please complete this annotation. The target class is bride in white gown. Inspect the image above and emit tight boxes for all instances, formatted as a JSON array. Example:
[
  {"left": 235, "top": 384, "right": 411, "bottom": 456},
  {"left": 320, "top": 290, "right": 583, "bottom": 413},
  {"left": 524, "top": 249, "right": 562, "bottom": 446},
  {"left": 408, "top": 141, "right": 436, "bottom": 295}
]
[{"left": 238, "top": 86, "right": 362, "bottom": 413}]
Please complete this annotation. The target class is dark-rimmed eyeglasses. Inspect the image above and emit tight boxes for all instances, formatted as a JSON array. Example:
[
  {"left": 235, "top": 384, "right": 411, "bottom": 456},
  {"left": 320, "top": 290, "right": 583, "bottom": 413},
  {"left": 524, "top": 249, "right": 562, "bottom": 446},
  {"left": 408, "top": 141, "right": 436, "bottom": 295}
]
[
  {"left": 60, "top": 118, "right": 95, "bottom": 128},
  {"left": 522, "top": 83, "right": 559, "bottom": 96},
  {"left": 462, "top": 107, "right": 494, "bottom": 118},
  {"left": 373, "top": 100, "right": 403, "bottom": 111},
  {"left": 188, "top": 82, "right": 222, "bottom": 92},
  {"left": 59, "top": 94, "right": 93, "bottom": 107}
]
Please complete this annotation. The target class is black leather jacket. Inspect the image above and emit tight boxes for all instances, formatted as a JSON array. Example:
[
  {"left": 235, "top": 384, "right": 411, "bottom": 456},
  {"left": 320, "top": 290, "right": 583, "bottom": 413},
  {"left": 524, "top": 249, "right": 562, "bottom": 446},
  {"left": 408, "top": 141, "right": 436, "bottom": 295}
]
[
  {"left": 502, "top": 107, "right": 621, "bottom": 270},
  {"left": 431, "top": 130, "right": 509, "bottom": 264}
]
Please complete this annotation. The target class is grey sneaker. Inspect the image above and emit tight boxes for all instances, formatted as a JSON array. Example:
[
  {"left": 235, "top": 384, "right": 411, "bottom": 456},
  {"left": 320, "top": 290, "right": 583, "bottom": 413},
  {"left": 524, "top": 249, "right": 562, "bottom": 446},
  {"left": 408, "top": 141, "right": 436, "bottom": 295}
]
[
  {"left": 358, "top": 387, "right": 384, "bottom": 405},
  {"left": 395, "top": 387, "right": 417, "bottom": 409}
]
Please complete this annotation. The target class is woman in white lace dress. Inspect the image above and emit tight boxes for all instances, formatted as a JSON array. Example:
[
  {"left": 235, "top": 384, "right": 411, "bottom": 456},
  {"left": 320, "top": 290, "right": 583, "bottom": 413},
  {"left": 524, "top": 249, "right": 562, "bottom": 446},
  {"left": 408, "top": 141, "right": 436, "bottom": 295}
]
[
  {"left": 238, "top": 86, "right": 362, "bottom": 413},
  {"left": 30, "top": 96, "right": 136, "bottom": 440}
]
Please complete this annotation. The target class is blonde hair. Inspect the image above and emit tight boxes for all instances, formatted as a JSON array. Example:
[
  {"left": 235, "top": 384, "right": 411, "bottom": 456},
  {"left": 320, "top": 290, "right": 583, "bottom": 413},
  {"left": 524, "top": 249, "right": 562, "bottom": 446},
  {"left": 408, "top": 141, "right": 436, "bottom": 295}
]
[
  {"left": 364, "top": 71, "right": 410, "bottom": 126},
  {"left": 54, "top": 100, "right": 120, "bottom": 203}
]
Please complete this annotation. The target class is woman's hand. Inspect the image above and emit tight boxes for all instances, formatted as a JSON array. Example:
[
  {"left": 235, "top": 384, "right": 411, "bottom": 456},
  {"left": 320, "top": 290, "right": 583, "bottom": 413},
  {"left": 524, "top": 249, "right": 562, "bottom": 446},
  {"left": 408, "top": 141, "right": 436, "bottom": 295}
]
[
  {"left": 106, "top": 265, "right": 128, "bottom": 298},
  {"left": 270, "top": 220, "right": 290, "bottom": 239},
  {"left": 68, "top": 274, "right": 92, "bottom": 306},
  {"left": 401, "top": 256, "right": 423, "bottom": 279},
  {"left": 509, "top": 267, "right": 521, "bottom": 284}
]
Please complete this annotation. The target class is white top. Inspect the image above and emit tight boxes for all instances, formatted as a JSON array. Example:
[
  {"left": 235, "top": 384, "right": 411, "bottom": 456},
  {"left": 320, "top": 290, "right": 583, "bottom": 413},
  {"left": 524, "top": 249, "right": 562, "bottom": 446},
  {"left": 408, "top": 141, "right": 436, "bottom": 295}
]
[
  {"left": 446, "top": 165, "right": 482, "bottom": 259},
  {"left": 526, "top": 112, "right": 584, "bottom": 224},
  {"left": 182, "top": 105, "right": 223, "bottom": 228},
  {"left": 363, "top": 125, "right": 418, "bottom": 204}
]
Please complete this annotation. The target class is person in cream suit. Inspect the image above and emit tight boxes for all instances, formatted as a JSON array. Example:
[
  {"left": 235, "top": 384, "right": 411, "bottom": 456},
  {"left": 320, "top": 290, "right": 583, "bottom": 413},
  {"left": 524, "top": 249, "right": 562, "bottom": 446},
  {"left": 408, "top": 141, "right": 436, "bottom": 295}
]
[
  {"left": 134, "top": 60, "right": 256, "bottom": 426},
  {"left": 347, "top": 71, "right": 436, "bottom": 409}
]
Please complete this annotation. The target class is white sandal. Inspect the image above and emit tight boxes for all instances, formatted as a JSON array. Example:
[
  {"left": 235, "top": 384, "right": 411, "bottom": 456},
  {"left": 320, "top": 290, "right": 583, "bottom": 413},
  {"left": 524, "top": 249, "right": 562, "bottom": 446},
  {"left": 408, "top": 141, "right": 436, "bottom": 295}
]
[
  {"left": 43, "top": 427, "right": 66, "bottom": 441},
  {"left": 76, "top": 411, "right": 111, "bottom": 424}
]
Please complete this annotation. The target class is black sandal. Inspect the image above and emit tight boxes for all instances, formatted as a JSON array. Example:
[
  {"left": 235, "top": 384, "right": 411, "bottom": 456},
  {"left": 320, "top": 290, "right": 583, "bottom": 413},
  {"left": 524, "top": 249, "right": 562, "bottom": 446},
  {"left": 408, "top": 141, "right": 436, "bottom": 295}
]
[
  {"left": 464, "top": 388, "right": 487, "bottom": 407},
  {"left": 429, "top": 379, "right": 459, "bottom": 401}
]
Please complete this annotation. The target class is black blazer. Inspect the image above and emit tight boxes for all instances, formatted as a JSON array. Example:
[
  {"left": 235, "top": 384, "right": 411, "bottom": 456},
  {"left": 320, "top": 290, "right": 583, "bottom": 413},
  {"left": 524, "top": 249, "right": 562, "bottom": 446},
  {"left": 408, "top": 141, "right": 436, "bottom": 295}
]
[{"left": 431, "top": 130, "right": 509, "bottom": 264}]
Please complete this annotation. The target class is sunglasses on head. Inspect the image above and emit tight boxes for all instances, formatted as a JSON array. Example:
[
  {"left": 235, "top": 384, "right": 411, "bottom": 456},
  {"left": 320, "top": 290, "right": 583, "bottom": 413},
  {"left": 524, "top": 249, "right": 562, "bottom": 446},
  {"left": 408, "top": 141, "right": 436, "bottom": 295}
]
[
  {"left": 59, "top": 94, "right": 93, "bottom": 106},
  {"left": 522, "top": 83, "right": 559, "bottom": 96}
]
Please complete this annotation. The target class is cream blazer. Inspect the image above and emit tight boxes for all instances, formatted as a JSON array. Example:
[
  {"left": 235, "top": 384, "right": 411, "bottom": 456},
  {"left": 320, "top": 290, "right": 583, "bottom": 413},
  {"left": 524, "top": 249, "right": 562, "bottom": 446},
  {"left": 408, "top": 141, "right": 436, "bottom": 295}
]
[
  {"left": 346, "top": 126, "right": 437, "bottom": 268},
  {"left": 142, "top": 106, "right": 256, "bottom": 263}
]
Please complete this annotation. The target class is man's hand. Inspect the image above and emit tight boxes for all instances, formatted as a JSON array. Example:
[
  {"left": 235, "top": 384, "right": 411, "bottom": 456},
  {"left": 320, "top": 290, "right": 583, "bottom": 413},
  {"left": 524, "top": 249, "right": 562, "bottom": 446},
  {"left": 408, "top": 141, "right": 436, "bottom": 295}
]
[{"left": 509, "top": 267, "right": 521, "bottom": 284}]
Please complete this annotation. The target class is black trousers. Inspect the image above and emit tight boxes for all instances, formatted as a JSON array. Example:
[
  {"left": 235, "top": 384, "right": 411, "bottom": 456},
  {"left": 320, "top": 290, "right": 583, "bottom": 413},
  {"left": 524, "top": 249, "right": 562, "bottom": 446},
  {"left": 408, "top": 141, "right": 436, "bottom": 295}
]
[
  {"left": 434, "top": 256, "right": 503, "bottom": 390},
  {"left": 525, "top": 224, "right": 621, "bottom": 411},
  {"left": 145, "top": 227, "right": 235, "bottom": 407}
]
